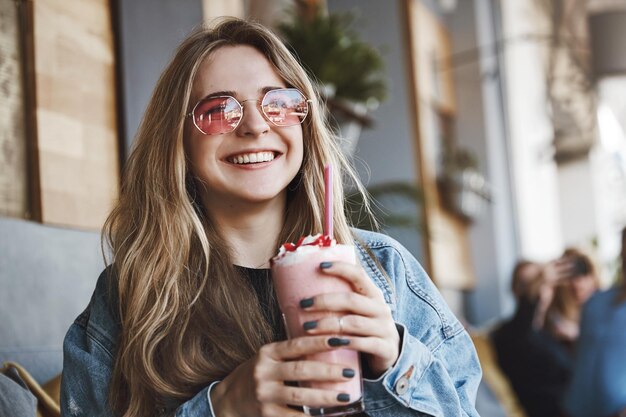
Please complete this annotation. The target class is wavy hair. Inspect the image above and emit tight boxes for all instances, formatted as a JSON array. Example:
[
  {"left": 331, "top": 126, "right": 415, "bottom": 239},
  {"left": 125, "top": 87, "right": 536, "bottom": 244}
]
[{"left": 103, "top": 17, "right": 372, "bottom": 417}]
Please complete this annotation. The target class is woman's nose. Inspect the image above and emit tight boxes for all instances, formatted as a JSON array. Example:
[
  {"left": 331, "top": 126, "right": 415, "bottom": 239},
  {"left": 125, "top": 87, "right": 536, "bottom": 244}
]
[{"left": 236, "top": 101, "right": 270, "bottom": 137}]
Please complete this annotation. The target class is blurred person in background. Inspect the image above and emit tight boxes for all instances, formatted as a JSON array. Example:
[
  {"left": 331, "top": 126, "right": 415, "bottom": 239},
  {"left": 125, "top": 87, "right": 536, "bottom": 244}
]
[
  {"left": 544, "top": 249, "right": 600, "bottom": 350},
  {"left": 562, "top": 227, "right": 626, "bottom": 417},
  {"left": 492, "top": 249, "right": 598, "bottom": 417}
]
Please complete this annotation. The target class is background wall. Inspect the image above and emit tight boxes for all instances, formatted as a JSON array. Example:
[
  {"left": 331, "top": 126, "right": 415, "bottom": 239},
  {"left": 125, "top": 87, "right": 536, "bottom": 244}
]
[
  {"left": 444, "top": 0, "right": 518, "bottom": 323},
  {"left": 117, "top": 0, "right": 203, "bottom": 155},
  {"left": 327, "top": 0, "right": 425, "bottom": 263}
]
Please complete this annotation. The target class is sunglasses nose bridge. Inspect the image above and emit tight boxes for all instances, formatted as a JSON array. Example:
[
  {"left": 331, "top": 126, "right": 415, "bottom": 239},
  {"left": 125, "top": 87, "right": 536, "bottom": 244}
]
[
  {"left": 237, "top": 98, "right": 271, "bottom": 132},
  {"left": 239, "top": 98, "right": 260, "bottom": 105}
]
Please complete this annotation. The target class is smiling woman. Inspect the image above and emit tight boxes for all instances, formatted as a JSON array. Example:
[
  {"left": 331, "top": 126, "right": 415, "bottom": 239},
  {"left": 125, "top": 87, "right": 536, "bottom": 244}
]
[
  {"left": 59, "top": 17, "right": 481, "bottom": 417},
  {"left": 183, "top": 46, "right": 305, "bottom": 213}
]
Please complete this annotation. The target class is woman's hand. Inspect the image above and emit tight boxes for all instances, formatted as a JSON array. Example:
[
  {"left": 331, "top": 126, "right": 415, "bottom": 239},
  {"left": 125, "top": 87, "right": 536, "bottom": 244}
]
[
  {"left": 301, "top": 261, "right": 400, "bottom": 378},
  {"left": 210, "top": 336, "right": 358, "bottom": 417}
]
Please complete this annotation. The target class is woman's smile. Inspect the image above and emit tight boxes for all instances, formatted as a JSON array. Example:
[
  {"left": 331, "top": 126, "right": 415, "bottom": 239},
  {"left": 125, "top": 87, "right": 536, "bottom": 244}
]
[{"left": 224, "top": 149, "right": 281, "bottom": 166}]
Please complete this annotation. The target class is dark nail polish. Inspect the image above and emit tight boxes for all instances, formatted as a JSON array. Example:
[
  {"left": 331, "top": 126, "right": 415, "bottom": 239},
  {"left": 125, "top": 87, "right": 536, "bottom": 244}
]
[
  {"left": 320, "top": 261, "right": 333, "bottom": 269},
  {"left": 303, "top": 321, "right": 318, "bottom": 330},
  {"left": 342, "top": 368, "right": 355, "bottom": 378},
  {"left": 300, "top": 297, "right": 314, "bottom": 308},
  {"left": 337, "top": 393, "right": 350, "bottom": 402},
  {"left": 328, "top": 337, "right": 350, "bottom": 347}
]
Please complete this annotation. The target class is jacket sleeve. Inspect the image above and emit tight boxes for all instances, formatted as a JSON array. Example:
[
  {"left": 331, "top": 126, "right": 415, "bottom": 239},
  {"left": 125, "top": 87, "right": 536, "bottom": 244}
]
[
  {"left": 62, "top": 318, "right": 221, "bottom": 417},
  {"left": 61, "top": 269, "right": 118, "bottom": 417},
  {"left": 359, "top": 239, "right": 482, "bottom": 417},
  {"left": 60, "top": 270, "right": 221, "bottom": 417}
]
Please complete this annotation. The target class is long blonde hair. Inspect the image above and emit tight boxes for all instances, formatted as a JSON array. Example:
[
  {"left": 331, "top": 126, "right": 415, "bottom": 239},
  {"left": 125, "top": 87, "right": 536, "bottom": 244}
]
[{"left": 103, "top": 18, "right": 371, "bottom": 416}]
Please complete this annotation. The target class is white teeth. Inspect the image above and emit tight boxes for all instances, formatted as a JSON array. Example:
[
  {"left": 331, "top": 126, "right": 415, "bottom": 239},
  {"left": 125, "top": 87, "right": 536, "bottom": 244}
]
[{"left": 230, "top": 152, "right": 275, "bottom": 164}]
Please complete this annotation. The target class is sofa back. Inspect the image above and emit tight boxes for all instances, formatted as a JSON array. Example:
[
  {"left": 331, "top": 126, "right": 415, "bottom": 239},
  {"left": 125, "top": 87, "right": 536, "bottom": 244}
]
[{"left": 0, "top": 217, "right": 103, "bottom": 383}]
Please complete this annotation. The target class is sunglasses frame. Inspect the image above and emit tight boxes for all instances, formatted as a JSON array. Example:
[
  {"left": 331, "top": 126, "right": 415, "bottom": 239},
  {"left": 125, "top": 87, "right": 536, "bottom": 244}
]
[{"left": 186, "top": 88, "right": 312, "bottom": 135}]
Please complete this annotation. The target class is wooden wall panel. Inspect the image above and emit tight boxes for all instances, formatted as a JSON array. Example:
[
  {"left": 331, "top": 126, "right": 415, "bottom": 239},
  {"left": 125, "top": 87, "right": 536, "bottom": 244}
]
[
  {"left": 33, "top": 0, "right": 119, "bottom": 229},
  {"left": 0, "top": 1, "right": 28, "bottom": 218},
  {"left": 405, "top": 0, "right": 475, "bottom": 290}
]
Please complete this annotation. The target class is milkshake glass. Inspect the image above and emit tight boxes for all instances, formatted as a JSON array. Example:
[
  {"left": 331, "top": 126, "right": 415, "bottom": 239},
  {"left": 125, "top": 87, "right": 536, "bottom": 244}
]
[{"left": 271, "top": 234, "right": 364, "bottom": 416}]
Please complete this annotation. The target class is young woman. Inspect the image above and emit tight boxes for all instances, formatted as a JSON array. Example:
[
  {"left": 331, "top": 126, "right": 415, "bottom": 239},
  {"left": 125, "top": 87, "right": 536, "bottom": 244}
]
[
  {"left": 60, "top": 18, "right": 481, "bottom": 417},
  {"left": 544, "top": 249, "right": 599, "bottom": 346}
]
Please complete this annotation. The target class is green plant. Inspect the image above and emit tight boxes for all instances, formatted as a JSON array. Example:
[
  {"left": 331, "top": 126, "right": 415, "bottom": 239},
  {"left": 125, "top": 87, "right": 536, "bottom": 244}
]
[
  {"left": 278, "top": 6, "right": 387, "bottom": 105},
  {"left": 345, "top": 181, "right": 424, "bottom": 232},
  {"left": 440, "top": 144, "right": 479, "bottom": 177}
]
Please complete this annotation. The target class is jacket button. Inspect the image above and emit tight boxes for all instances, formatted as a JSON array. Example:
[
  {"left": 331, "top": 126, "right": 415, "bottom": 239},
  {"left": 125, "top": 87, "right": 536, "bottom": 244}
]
[{"left": 395, "top": 376, "right": 409, "bottom": 395}]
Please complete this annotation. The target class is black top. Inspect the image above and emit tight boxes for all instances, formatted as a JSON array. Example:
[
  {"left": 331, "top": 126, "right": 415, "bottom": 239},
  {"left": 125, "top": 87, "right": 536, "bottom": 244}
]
[
  {"left": 491, "top": 298, "right": 572, "bottom": 417},
  {"left": 235, "top": 266, "right": 286, "bottom": 341}
]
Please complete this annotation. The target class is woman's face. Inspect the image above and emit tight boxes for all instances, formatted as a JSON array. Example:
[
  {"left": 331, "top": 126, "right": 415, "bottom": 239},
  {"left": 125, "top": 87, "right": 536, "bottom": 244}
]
[
  {"left": 569, "top": 274, "right": 597, "bottom": 305},
  {"left": 185, "top": 45, "right": 304, "bottom": 210}
]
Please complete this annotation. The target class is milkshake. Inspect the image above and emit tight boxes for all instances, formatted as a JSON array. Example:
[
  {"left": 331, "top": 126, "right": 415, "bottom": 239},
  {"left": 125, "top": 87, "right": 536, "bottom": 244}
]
[{"left": 271, "top": 234, "right": 364, "bottom": 416}]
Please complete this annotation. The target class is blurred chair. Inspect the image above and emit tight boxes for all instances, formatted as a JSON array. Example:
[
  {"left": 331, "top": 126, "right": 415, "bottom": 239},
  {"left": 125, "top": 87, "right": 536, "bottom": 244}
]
[{"left": 471, "top": 330, "right": 528, "bottom": 417}]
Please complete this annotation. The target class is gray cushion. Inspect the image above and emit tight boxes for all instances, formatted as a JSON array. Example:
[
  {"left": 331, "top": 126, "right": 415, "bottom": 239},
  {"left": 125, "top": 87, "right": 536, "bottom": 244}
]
[
  {"left": 0, "top": 371, "right": 37, "bottom": 417},
  {"left": 0, "top": 217, "right": 103, "bottom": 383}
]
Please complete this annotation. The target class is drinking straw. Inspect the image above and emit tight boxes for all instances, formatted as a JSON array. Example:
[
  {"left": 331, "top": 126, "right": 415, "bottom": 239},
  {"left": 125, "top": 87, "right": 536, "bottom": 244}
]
[{"left": 324, "top": 163, "right": 333, "bottom": 239}]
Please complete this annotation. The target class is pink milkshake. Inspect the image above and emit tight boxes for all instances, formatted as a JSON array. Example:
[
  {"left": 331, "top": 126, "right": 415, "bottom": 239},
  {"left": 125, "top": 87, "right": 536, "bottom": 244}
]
[{"left": 271, "top": 234, "right": 364, "bottom": 416}]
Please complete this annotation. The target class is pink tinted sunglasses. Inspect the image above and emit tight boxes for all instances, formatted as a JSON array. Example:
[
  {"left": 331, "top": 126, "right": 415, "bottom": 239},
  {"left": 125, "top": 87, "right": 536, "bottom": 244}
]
[{"left": 186, "top": 88, "right": 311, "bottom": 135}]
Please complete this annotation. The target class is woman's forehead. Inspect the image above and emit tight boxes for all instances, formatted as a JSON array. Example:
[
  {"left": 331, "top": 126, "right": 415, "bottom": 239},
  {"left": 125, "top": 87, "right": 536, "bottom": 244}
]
[{"left": 191, "top": 45, "right": 286, "bottom": 101}]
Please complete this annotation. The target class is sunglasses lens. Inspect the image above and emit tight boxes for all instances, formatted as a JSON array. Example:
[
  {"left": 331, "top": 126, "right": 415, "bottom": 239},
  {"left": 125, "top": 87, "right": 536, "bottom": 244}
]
[
  {"left": 193, "top": 96, "right": 241, "bottom": 134},
  {"left": 262, "top": 89, "right": 309, "bottom": 126}
]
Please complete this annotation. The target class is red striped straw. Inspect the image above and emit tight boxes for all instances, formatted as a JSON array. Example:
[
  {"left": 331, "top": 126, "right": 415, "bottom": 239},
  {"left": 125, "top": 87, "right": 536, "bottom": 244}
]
[{"left": 324, "top": 163, "right": 333, "bottom": 239}]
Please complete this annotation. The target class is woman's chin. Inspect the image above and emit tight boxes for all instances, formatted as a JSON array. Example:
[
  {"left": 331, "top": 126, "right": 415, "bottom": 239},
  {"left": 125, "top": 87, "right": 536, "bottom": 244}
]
[{"left": 236, "top": 190, "right": 287, "bottom": 206}]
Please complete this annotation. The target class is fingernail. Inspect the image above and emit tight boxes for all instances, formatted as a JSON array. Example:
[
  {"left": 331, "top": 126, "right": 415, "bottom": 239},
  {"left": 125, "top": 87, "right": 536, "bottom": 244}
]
[
  {"left": 303, "top": 321, "right": 318, "bottom": 330},
  {"left": 300, "top": 297, "right": 314, "bottom": 308},
  {"left": 320, "top": 262, "right": 333, "bottom": 269},
  {"left": 328, "top": 337, "right": 350, "bottom": 347},
  {"left": 337, "top": 393, "right": 350, "bottom": 402},
  {"left": 342, "top": 368, "right": 355, "bottom": 378}
]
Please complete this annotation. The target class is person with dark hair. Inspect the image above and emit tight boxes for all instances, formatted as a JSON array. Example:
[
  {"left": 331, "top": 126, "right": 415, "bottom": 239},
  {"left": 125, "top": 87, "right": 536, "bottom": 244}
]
[
  {"left": 59, "top": 18, "right": 481, "bottom": 417},
  {"left": 543, "top": 249, "right": 600, "bottom": 349},
  {"left": 491, "top": 252, "right": 597, "bottom": 417},
  {"left": 562, "top": 228, "right": 626, "bottom": 417}
]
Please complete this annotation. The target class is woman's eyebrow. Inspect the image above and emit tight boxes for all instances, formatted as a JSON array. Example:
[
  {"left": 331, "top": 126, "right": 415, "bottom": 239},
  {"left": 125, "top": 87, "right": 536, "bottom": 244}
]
[
  {"left": 261, "top": 86, "right": 285, "bottom": 93},
  {"left": 201, "top": 90, "right": 236, "bottom": 99},
  {"left": 199, "top": 86, "right": 286, "bottom": 101}
]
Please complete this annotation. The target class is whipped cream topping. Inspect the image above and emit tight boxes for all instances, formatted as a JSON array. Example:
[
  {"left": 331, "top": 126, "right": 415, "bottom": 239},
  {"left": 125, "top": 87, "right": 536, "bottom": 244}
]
[{"left": 272, "top": 234, "right": 335, "bottom": 262}]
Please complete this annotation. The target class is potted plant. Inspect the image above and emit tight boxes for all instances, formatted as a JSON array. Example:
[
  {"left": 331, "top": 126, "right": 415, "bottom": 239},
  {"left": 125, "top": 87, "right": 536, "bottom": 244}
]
[
  {"left": 278, "top": 4, "right": 387, "bottom": 153},
  {"left": 437, "top": 144, "right": 491, "bottom": 223}
]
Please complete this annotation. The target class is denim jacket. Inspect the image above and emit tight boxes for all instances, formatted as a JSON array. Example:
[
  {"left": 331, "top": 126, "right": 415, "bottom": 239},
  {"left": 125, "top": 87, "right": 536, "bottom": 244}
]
[{"left": 61, "top": 229, "right": 481, "bottom": 416}]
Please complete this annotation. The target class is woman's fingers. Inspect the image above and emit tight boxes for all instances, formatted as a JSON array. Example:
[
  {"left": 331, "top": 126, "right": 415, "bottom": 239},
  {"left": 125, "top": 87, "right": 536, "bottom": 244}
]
[
  {"left": 342, "top": 336, "right": 396, "bottom": 359},
  {"left": 257, "top": 383, "right": 355, "bottom": 408},
  {"left": 271, "top": 359, "right": 357, "bottom": 382},
  {"left": 319, "top": 261, "right": 385, "bottom": 300},
  {"left": 261, "top": 335, "right": 352, "bottom": 361},
  {"left": 304, "top": 314, "right": 388, "bottom": 338},
  {"left": 300, "top": 291, "right": 388, "bottom": 317}
]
